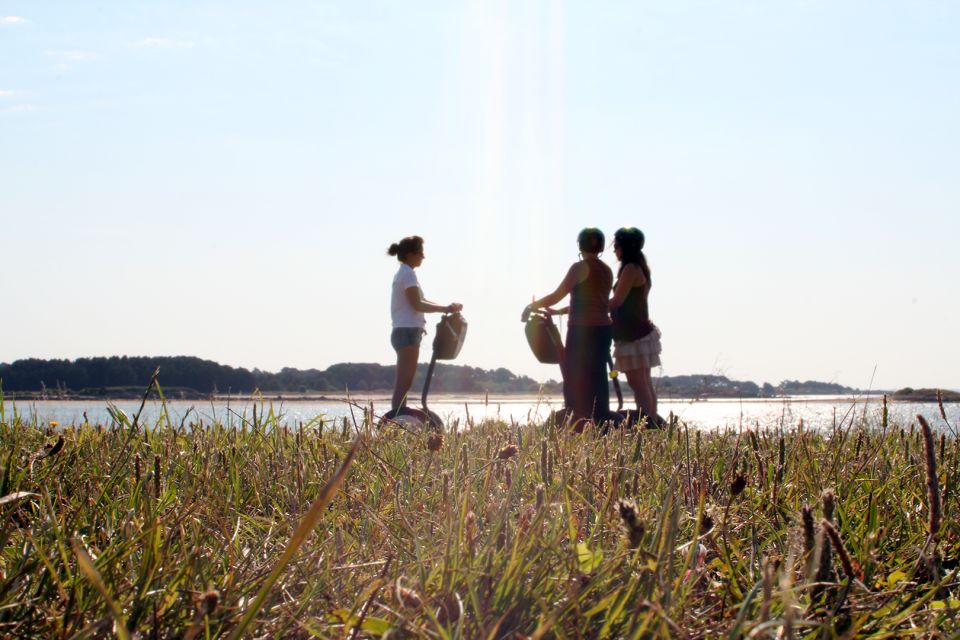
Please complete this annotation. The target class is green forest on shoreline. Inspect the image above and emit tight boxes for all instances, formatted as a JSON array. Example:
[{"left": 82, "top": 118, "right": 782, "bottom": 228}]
[{"left": 0, "top": 355, "right": 909, "bottom": 401}]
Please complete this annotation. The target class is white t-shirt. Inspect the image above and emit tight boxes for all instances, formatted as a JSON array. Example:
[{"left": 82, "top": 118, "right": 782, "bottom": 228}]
[{"left": 391, "top": 263, "right": 426, "bottom": 328}]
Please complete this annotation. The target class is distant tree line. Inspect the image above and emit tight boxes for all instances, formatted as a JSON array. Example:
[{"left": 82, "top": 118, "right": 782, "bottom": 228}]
[
  {"left": 0, "top": 356, "right": 556, "bottom": 396},
  {"left": 658, "top": 375, "right": 858, "bottom": 398},
  {"left": 0, "top": 356, "right": 862, "bottom": 399}
]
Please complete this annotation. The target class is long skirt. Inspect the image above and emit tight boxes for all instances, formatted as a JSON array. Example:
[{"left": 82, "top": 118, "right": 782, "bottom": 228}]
[{"left": 563, "top": 324, "right": 612, "bottom": 422}]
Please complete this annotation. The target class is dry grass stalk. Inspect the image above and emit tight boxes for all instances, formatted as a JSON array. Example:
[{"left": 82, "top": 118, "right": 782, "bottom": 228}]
[
  {"left": 154, "top": 454, "right": 161, "bottom": 498},
  {"left": 540, "top": 439, "right": 548, "bottom": 484}
]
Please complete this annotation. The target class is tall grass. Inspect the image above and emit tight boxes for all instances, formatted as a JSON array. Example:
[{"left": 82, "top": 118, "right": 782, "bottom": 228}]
[{"left": 1, "top": 390, "right": 958, "bottom": 637}]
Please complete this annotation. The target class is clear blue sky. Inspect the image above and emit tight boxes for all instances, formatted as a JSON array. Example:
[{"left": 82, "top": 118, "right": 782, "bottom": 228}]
[{"left": 2, "top": 1, "right": 958, "bottom": 390}]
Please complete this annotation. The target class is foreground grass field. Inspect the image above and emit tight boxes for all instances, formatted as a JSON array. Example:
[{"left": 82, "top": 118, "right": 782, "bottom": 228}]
[{"left": 1, "top": 384, "right": 958, "bottom": 638}]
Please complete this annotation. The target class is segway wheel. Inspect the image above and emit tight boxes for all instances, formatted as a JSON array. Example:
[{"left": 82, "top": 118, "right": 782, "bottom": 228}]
[
  {"left": 547, "top": 409, "right": 598, "bottom": 434},
  {"left": 624, "top": 411, "right": 666, "bottom": 429},
  {"left": 601, "top": 410, "right": 666, "bottom": 432},
  {"left": 380, "top": 407, "right": 444, "bottom": 431},
  {"left": 546, "top": 408, "right": 573, "bottom": 427},
  {"left": 598, "top": 410, "right": 630, "bottom": 435}
]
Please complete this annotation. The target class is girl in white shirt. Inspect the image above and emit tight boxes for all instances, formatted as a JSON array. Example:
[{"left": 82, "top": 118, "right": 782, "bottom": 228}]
[{"left": 388, "top": 235, "right": 462, "bottom": 411}]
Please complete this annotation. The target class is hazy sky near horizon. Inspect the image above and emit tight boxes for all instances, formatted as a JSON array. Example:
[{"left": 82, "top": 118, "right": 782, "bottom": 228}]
[{"left": 2, "top": 1, "right": 958, "bottom": 390}]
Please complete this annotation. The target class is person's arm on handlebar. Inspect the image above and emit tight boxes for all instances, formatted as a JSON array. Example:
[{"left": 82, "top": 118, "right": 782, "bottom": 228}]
[
  {"left": 406, "top": 287, "right": 462, "bottom": 314},
  {"left": 522, "top": 263, "right": 582, "bottom": 321}
]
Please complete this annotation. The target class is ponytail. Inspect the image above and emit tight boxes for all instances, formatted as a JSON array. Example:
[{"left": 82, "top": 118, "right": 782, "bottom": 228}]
[{"left": 387, "top": 235, "right": 424, "bottom": 262}]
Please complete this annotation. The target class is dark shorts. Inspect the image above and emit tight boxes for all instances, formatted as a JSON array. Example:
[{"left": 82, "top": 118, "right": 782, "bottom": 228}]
[{"left": 391, "top": 327, "right": 425, "bottom": 351}]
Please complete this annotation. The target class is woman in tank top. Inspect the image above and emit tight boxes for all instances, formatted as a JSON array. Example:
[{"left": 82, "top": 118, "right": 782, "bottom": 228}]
[
  {"left": 523, "top": 228, "right": 613, "bottom": 426},
  {"left": 609, "top": 227, "right": 662, "bottom": 423}
]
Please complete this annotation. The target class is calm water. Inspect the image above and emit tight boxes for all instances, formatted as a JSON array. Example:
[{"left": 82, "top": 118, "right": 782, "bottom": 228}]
[{"left": 4, "top": 395, "right": 958, "bottom": 432}]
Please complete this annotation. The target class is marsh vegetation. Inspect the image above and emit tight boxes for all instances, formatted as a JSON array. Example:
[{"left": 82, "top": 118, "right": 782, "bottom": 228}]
[{"left": 1, "top": 379, "right": 958, "bottom": 638}]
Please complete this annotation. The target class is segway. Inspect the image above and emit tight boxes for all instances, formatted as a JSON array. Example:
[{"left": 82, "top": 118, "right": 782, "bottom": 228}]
[
  {"left": 522, "top": 308, "right": 574, "bottom": 426},
  {"left": 522, "top": 309, "right": 661, "bottom": 430},
  {"left": 380, "top": 313, "right": 468, "bottom": 430}
]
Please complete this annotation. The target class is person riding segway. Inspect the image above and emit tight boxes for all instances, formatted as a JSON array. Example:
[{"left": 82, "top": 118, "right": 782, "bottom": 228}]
[
  {"left": 521, "top": 228, "right": 614, "bottom": 429},
  {"left": 522, "top": 307, "right": 647, "bottom": 430},
  {"left": 384, "top": 235, "right": 464, "bottom": 429}
]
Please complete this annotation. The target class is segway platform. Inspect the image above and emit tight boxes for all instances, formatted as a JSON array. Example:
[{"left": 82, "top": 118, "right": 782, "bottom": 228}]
[{"left": 380, "top": 313, "right": 467, "bottom": 430}]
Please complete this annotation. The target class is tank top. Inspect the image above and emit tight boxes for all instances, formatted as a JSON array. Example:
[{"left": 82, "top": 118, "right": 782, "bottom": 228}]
[
  {"left": 612, "top": 279, "right": 653, "bottom": 341},
  {"left": 569, "top": 258, "right": 612, "bottom": 326}
]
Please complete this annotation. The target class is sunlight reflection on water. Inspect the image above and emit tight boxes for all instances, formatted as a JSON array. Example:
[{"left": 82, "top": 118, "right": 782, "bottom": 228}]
[{"left": 5, "top": 395, "right": 959, "bottom": 432}]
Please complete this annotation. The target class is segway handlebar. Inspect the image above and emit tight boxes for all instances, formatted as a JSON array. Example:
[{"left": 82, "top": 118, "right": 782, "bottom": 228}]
[{"left": 521, "top": 307, "right": 557, "bottom": 323}]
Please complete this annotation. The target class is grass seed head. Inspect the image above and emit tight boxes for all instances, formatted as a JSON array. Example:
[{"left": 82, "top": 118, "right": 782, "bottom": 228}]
[
  {"left": 822, "top": 520, "right": 857, "bottom": 581},
  {"left": 821, "top": 490, "right": 835, "bottom": 522},
  {"left": 801, "top": 505, "right": 815, "bottom": 555},
  {"left": 498, "top": 443, "right": 518, "bottom": 460},
  {"left": 699, "top": 512, "right": 714, "bottom": 534},
  {"left": 917, "top": 414, "right": 941, "bottom": 541},
  {"left": 200, "top": 590, "right": 219, "bottom": 614},
  {"left": 436, "top": 592, "right": 461, "bottom": 624},
  {"left": 815, "top": 528, "right": 835, "bottom": 584},
  {"left": 617, "top": 499, "right": 645, "bottom": 548},
  {"left": 396, "top": 585, "right": 423, "bottom": 609},
  {"left": 426, "top": 432, "right": 444, "bottom": 453},
  {"left": 730, "top": 473, "right": 747, "bottom": 497}
]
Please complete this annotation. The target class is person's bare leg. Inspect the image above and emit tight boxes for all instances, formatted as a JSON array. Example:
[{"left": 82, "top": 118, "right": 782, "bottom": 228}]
[
  {"left": 625, "top": 370, "right": 645, "bottom": 418},
  {"left": 392, "top": 346, "right": 419, "bottom": 411},
  {"left": 640, "top": 366, "right": 657, "bottom": 418},
  {"left": 626, "top": 367, "right": 657, "bottom": 423}
]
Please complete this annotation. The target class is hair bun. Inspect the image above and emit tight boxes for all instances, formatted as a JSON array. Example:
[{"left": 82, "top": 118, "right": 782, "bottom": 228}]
[{"left": 387, "top": 243, "right": 400, "bottom": 256}]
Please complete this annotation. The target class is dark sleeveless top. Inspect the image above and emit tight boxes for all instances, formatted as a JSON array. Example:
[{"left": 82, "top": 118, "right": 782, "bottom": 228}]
[
  {"left": 569, "top": 258, "right": 612, "bottom": 326},
  {"left": 612, "top": 280, "right": 653, "bottom": 341}
]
